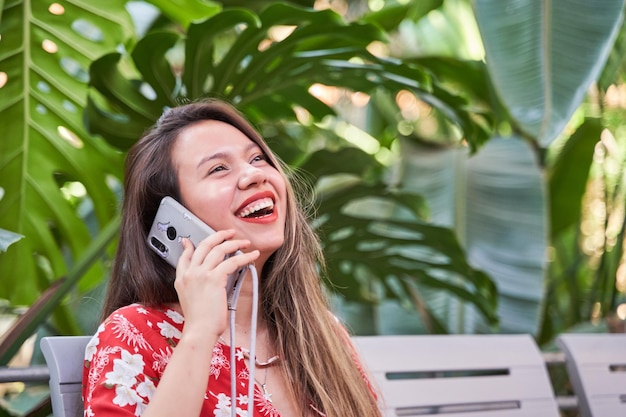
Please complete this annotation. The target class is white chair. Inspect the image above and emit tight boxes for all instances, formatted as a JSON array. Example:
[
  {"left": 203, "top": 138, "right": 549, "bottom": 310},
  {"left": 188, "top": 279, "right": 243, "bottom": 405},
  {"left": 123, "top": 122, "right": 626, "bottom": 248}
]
[
  {"left": 41, "top": 336, "right": 91, "bottom": 417},
  {"left": 557, "top": 333, "right": 626, "bottom": 417},
  {"left": 352, "top": 334, "right": 561, "bottom": 417}
]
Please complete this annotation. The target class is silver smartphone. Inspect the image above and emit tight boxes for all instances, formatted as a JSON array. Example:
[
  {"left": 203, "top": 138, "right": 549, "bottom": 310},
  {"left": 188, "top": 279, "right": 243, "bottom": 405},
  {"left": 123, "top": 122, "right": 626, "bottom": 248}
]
[{"left": 147, "top": 196, "right": 246, "bottom": 297}]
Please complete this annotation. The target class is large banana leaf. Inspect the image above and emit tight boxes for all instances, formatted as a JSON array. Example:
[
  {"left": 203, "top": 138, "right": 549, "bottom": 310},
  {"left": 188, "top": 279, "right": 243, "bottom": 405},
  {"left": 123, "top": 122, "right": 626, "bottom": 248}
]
[
  {"left": 391, "top": 135, "right": 549, "bottom": 335},
  {"left": 464, "top": 136, "right": 547, "bottom": 334},
  {"left": 473, "top": 0, "right": 624, "bottom": 146},
  {"left": 391, "top": 142, "right": 484, "bottom": 334},
  {"left": 0, "top": 1, "right": 134, "bottom": 305}
]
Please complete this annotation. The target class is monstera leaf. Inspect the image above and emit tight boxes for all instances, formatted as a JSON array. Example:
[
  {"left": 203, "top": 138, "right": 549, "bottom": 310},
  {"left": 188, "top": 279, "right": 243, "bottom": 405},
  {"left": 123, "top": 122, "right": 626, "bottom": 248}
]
[
  {"left": 301, "top": 148, "right": 499, "bottom": 329},
  {"left": 318, "top": 184, "right": 498, "bottom": 326},
  {"left": 86, "top": 3, "right": 489, "bottom": 152},
  {"left": 0, "top": 1, "right": 134, "bottom": 305},
  {"left": 0, "top": 187, "right": 23, "bottom": 252}
]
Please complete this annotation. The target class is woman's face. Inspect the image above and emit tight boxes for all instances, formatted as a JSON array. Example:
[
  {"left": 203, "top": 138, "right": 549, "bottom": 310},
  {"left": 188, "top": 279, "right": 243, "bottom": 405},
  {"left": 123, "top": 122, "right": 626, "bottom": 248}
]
[{"left": 171, "top": 120, "right": 287, "bottom": 260}]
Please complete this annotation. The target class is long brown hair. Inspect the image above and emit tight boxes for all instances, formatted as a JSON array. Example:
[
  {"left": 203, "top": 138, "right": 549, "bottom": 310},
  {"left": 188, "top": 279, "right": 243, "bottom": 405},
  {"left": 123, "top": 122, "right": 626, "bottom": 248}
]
[{"left": 102, "top": 99, "right": 381, "bottom": 417}]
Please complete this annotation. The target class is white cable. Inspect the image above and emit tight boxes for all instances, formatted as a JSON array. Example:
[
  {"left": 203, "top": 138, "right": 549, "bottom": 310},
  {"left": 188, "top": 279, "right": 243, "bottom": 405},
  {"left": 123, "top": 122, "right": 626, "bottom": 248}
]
[
  {"left": 248, "top": 265, "right": 259, "bottom": 416},
  {"left": 229, "top": 303, "right": 237, "bottom": 417},
  {"left": 228, "top": 263, "right": 258, "bottom": 417}
]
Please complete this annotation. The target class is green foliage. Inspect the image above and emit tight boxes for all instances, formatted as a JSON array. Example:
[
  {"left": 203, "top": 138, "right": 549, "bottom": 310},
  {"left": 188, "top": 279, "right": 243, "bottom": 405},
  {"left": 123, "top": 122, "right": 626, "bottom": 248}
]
[
  {"left": 599, "top": 13, "right": 626, "bottom": 92},
  {"left": 0, "top": 216, "right": 119, "bottom": 366},
  {"left": 85, "top": 3, "right": 498, "bottom": 329},
  {"left": 468, "top": 0, "right": 626, "bottom": 339},
  {"left": 0, "top": 188, "right": 23, "bottom": 252},
  {"left": 549, "top": 118, "right": 604, "bottom": 238},
  {"left": 87, "top": 3, "right": 489, "bottom": 151},
  {"left": 300, "top": 148, "right": 497, "bottom": 323},
  {"left": 0, "top": 0, "right": 132, "bottom": 306},
  {"left": 474, "top": 0, "right": 623, "bottom": 146},
  {"left": 383, "top": 0, "right": 625, "bottom": 336},
  {"left": 361, "top": 0, "right": 443, "bottom": 32},
  {"left": 145, "top": 0, "right": 221, "bottom": 27},
  {"left": 0, "top": 229, "right": 23, "bottom": 252},
  {"left": 463, "top": 136, "right": 548, "bottom": 334}
]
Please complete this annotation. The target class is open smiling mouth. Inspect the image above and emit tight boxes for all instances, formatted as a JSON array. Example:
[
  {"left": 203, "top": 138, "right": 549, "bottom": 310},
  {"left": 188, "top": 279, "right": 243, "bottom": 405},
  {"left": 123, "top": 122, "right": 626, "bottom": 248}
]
[{"left": 237, "top": 197, "right": 275, "bottom": 219}]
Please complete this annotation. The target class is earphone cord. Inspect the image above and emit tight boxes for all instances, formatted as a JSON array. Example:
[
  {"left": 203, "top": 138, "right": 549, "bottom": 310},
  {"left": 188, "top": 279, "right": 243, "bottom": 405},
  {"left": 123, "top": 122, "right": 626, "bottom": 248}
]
[{"left": 228, "top": 263, "right": 259, "bottom": 417}]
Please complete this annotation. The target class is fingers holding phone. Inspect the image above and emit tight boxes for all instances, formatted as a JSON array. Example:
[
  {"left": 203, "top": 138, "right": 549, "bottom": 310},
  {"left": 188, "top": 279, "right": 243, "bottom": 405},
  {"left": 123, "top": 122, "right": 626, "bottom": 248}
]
[
  {"left": 174, "top": 230, "right": 259, "bottom": 335},
  {"left": 183, "top": 229, "right": 243, "bottom": 268}
]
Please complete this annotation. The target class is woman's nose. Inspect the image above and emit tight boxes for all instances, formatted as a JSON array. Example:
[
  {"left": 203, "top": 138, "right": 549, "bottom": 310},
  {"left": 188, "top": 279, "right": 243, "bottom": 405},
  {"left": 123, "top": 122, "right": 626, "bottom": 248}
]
[{"left": 238, "top": 164, "right": 267, "bottom": 189}]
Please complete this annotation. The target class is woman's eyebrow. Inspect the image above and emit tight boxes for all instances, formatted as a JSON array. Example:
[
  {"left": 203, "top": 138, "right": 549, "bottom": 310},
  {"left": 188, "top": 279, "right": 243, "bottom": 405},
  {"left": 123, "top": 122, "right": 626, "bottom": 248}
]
[
  {"left": 195, "top": 142, "right": 260, "bottom": 169},
  {"left": 196, "top": 152, "right": 227, "bottom": 169}
]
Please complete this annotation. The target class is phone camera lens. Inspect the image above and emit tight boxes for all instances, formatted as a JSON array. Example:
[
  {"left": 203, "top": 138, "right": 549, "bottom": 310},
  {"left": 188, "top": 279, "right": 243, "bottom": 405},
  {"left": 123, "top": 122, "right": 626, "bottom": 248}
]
[
  {"left": 150, "top": 237, "right": 168, "bottom": 257},
  {"left": 166, "top": 226, "right": 177, "bottom": 240}
]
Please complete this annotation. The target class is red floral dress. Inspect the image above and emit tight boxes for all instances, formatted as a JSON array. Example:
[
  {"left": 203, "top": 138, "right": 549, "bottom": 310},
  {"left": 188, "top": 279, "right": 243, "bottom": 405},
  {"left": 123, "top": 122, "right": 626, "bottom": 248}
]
[{"left": 82, "top": 304, "right": 374, "bottom": 417}]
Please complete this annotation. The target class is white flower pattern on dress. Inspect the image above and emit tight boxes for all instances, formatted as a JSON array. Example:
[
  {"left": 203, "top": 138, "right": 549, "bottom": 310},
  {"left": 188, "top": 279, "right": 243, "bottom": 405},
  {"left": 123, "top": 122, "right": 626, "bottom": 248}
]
[
  {"left": 165, "top": 309, "right": 184, "bottom": 324},
  {"left": 136, "top": 379, "right": 156, "bottom": 400},
  {"left": 256, "top": 389, "right": 280, "bottom": 417},
  {"left": 210, "top": 391, "right": 232, "bottom": 417},
  {"left": 83, "top": 305, "right": 267, "bottom": 417},
  {"left": 210, "top": 343, "right": 229, "bottom": 379},
  {"left": 134, "top": 401, "right": 148, "bottom": 417},
  {"left": 157, "top": 320, "right": 182, "bottom": 340},
  {"left": 112, "top": 385, "right": 143, "bottom": 407},
  {"left": 111, "top": 313, "right": 151, "bottom": 352},
  {"left": 105, "top": 349, "right": 144, "bottom": 387},
  {"left": 86, "top": 346, "right": 121, "bottom": 403},
  {"left": 85, "top": 335, "right": 100, "bottom": 362},
  {"left": 82, "top": 304, "right": 369, "bottom": 417},
  {"left": 151, "top": 348, "right": 171, "bottom": 373}
]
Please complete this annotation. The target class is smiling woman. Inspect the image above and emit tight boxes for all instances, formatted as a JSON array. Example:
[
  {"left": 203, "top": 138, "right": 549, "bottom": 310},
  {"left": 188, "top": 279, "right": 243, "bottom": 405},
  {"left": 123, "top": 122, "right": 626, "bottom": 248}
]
[
  {"left": 82, "top": 99, "right": 383, "bottom": 417},
  {"left": 172, "top": 119, "right": 287, "bottom": 259}
]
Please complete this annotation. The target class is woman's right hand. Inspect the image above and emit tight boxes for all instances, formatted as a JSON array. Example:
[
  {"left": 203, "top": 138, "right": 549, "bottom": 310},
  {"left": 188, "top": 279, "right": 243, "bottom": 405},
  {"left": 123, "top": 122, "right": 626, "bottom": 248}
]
[{"left": 174, "top": 229, "right": 260, "bottom": 340}]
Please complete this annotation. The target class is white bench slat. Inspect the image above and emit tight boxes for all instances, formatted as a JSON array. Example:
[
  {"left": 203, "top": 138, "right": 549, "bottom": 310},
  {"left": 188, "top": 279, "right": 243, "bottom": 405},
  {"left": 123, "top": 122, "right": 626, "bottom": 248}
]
[
  {"left": 353, "top": 334, "right": 560, "bottom": 417},
  {"left": 557, "top": 334, "right": 626, "bottom": 417},
  {"left": 41, "top": 336, "right": 92, "bottom": 417}
]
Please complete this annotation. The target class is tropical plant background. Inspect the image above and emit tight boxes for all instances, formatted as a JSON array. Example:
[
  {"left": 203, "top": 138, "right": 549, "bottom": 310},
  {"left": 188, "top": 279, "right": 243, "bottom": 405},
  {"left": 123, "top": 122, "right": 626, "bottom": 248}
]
[{"left": 1, "top": 0, "right": 626, "bottom": 415}]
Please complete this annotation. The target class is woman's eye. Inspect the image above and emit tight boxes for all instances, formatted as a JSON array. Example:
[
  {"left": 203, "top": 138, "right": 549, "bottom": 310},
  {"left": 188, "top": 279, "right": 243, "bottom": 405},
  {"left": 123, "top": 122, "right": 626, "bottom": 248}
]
[
  {"left": 252, "top": 154, "right": 267, "bottom": 163},
  {"left": 208, "top": 165, "right": 227, "bottom": 175}
]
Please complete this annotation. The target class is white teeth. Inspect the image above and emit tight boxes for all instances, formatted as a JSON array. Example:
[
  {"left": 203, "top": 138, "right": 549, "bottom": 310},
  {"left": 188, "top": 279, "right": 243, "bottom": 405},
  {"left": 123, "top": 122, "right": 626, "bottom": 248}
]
[{"left": 238, "top": 197, "right": 274, "bottom": 218}]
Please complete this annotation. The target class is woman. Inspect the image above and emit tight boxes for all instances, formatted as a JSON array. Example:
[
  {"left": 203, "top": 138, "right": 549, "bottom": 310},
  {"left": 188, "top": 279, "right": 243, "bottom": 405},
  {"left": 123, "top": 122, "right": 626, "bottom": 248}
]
[{"left": 82, "top": 99, "right": 382, "bottom": 417}]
